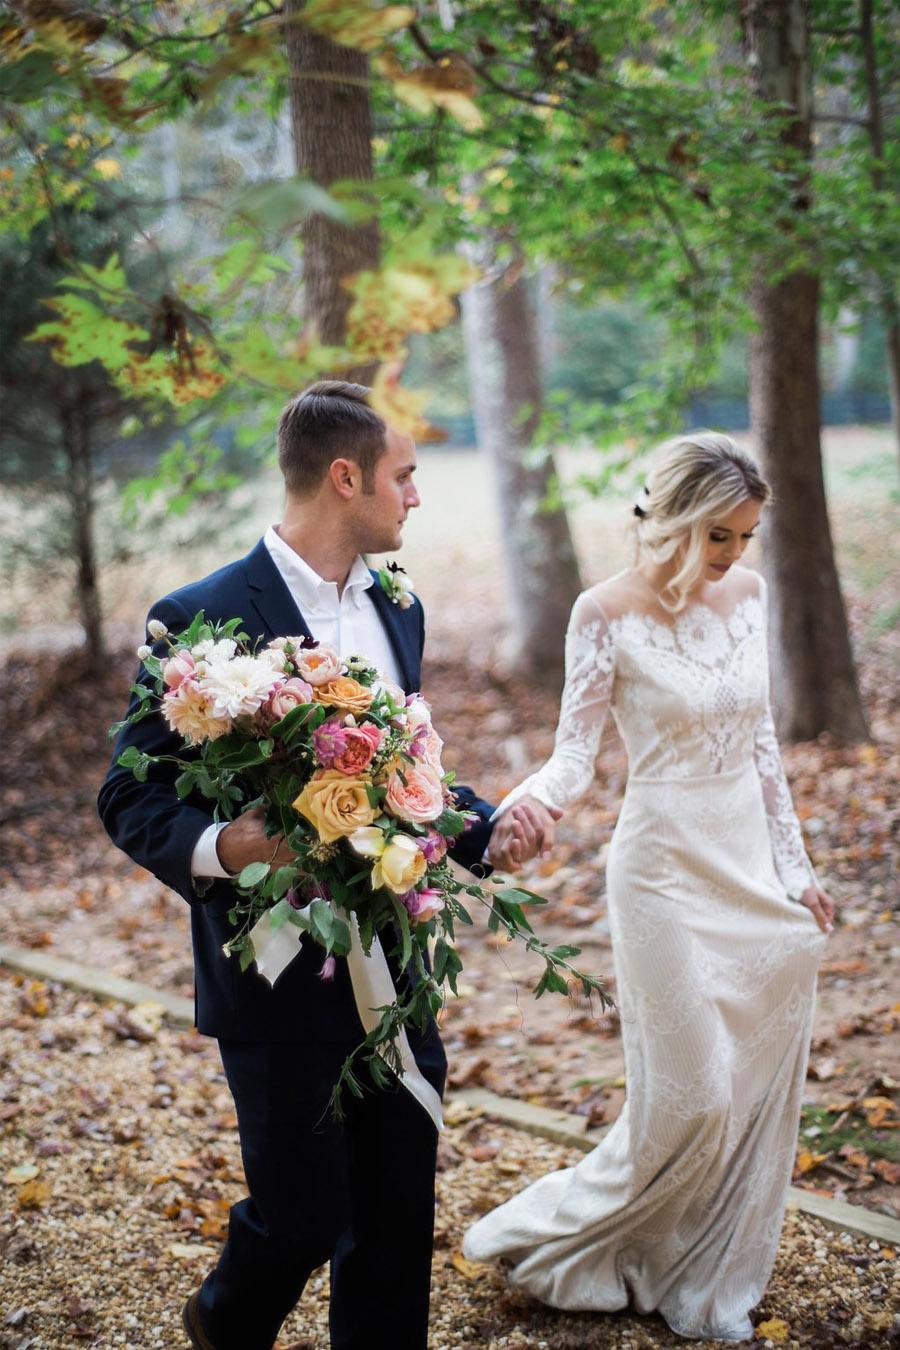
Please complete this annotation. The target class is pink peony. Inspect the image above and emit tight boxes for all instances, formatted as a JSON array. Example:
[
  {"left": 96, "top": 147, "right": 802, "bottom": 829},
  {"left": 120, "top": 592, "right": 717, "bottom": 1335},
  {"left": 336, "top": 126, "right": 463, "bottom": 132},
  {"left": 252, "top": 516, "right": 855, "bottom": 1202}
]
[
  {"left": 410, "top": 723, "right": 444, "bottom": 768},
  {"left": 401, "top": 887, "right": 444, "bottom": 926},
  {"left": 384, "top": 764, "right": 444, "bottom": 825},
  {"left": 312, "top": 718, "right": 350, "bottom": 767},
  {"left": 267, "top": 677, "right": 314, "bottom": 721},
  {"left": 331, "top": 723, "right": 383, "bottom": 776},
  {"left": 162, "top": 649, "right": 196, "bottom": 690},
  {"left": 163, "top": 683, "right": 232, "bottom": 744},
  {"left": 417, "top": 829, "right": 448, "bottom": 864}
]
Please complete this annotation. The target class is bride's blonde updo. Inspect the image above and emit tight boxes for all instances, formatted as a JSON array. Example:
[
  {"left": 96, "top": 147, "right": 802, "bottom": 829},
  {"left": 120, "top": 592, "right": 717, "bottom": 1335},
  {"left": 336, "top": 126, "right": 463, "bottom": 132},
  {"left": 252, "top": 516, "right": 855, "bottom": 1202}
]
[{"left": 632, "top": 432, "right": 771, "bottom": 613}]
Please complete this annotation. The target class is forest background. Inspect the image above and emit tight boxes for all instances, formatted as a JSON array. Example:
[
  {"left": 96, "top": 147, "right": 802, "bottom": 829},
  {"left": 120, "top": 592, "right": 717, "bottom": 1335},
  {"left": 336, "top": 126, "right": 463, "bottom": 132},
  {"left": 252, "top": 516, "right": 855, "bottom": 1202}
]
[{"left": 0, "top": 6, "right": 898, "bottom": 1342}]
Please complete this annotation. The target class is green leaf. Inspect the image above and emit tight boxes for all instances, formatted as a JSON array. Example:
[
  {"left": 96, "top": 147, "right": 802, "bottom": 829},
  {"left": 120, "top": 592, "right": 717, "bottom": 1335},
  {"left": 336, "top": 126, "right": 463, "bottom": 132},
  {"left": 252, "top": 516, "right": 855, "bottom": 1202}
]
[
  {"left": 238, "top": 861, "right": 271, "bottom": 887},
  {"left": 535, "top": 966, "right": 569, "bottom": 999},
  {"left": 268, "top": 897, "right": 293, "bottom": 930},
  {"left": 230, "top": 178, "right": 353, "bottom": 232}
]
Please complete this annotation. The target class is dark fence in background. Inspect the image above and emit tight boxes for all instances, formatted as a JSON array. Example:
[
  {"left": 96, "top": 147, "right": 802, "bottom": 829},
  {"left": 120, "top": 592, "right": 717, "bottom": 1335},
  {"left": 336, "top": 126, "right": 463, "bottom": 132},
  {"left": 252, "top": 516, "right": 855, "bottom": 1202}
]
[{"left": 436, "top": 393, "right": 892, "bottom": 449}]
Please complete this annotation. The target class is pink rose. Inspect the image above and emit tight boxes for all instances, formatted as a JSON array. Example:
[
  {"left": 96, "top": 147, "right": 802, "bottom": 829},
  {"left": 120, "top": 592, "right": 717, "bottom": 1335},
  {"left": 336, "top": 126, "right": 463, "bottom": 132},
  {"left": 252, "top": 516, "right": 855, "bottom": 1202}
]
[
  {"left": 268, "top": 677, "right": 314, "bottom": 721},
  {"left": 417, "top": 829, "right": 448, "bottom": 864},
  {"left": 313, "top": 718, "right": 350, "bottom": 767},
  {"left": 162, "top": 649, "right": 196, "bottom": 690},
  {"left": 331, "top": 723, "right": 383, "bottom": 776},
  {"left": 384, "top": 764, "right": 444, "bottom": 825},
  {"left": 401, "top": 887, "right": 444, "bottom": 926}
]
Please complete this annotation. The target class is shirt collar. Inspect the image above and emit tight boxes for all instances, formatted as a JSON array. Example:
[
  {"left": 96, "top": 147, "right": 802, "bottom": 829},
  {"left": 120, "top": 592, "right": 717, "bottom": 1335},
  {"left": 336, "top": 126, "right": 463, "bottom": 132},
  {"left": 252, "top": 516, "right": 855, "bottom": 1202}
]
[{"left": 263, "top": 526, "right": 373, "bottom": 613}]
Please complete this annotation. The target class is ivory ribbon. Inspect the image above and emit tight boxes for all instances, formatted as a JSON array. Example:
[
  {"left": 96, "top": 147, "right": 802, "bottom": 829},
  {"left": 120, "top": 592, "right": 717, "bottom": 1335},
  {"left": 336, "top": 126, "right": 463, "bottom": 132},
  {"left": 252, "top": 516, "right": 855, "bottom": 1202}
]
[{"left": 248, "top": 907, "right": 444, "bottom": 1133}]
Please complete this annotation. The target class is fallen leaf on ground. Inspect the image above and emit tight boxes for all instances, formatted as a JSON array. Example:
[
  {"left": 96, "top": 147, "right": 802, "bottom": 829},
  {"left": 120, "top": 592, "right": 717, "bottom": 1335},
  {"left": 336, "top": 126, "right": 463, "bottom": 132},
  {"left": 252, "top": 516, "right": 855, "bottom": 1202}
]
[
  {"left": 169, "top": 1242, "right": 217, "bottom": 1260},
  {"left": 838, "top": 1144, "right": 870, "bottom": 1168},
  {"left": 756, "top": 1316, "right": 789, "bottom": 1342},
  {"left": 795, "top": 1150, "right": 829, "bottom": 1174},
  {"left": 4, "top": 1163, "right": 39, "bottom": 1184},
  {"left": 16, "top": 1178, "right": 51, "bottom": 1209},
  {"left": 872, "top": 1158, "right": 900, "bottom": 1185},
  {"left": 863, "top": 1096, "right": 899, "bottom": 1128},
  {"left": 451, "top": 1251, "right": 487, "bottom": 1280},
  {"left": 807, "top": 1057, "right": 837, "bottom": 1081}
]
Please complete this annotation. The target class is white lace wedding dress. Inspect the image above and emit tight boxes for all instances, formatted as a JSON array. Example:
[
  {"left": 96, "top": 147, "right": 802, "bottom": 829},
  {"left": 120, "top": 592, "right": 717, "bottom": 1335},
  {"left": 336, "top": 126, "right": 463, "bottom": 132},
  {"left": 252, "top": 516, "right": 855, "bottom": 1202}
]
[{"left": 464, "top": 566, "right": 825, "bottom": 1342}]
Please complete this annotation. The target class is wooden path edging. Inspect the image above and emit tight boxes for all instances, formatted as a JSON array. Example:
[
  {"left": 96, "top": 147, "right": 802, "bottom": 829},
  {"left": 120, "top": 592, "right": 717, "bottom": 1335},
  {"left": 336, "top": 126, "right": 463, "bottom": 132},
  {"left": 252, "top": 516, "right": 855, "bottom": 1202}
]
[{"left": 2, "top": 941, "right": 898, "bottom": 1247}]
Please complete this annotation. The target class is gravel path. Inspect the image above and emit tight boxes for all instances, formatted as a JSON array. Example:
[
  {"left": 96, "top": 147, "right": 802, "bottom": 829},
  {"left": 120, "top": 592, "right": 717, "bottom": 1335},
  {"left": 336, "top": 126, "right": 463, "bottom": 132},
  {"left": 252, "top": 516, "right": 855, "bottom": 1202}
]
[{"left": 2, "top": 971, "right": 897, "bottom": 1350}]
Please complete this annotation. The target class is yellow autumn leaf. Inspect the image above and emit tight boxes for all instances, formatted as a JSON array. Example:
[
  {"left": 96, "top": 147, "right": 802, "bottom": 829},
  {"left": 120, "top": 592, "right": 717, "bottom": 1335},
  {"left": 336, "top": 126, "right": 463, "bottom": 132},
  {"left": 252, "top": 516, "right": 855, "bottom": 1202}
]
[
  {"left": 863, "top": 1096, "right": 899, "bottom": 1128},
  {"left": 376, "top": 52, "right": 484, "bottom": 130},
  {"left": 451, "top": 1251, "right": 488, "bottom": 1281},
  {"left": 795, "top": 1149, "right": 829, "bottom": 1173},
  {"left": 301, "top": 0, "right": 415, "bottom": 52},
  {"left": 16, "top": 1178, "right": 52, "bottom": 1209},
  {"left": 94, "top": 157, "right": 121, "bottom": 179},
  {"left": 368, "top": 365, "right": 447, "bottom": 443},
  {"left": 755, "top": 1317, "right": 789, "bottom": 1343}
]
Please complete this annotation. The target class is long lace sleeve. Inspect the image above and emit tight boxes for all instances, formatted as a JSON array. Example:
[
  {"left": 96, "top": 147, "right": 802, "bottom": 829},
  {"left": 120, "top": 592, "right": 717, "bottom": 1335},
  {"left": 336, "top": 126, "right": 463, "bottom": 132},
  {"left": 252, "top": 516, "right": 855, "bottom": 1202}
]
[
  {"left": 494, "top": 592, "right": 614, "bottom": 818},
  {"left": 752, "top": 580, "right": 817, "bottom": 899}
]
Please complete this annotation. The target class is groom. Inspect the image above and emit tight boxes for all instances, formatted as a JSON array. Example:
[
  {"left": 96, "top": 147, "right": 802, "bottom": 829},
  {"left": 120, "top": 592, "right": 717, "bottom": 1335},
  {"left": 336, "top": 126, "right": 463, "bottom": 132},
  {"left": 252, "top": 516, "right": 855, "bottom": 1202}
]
[{"left": 98, "top": 381, "right": 559, "bottom": 1350}]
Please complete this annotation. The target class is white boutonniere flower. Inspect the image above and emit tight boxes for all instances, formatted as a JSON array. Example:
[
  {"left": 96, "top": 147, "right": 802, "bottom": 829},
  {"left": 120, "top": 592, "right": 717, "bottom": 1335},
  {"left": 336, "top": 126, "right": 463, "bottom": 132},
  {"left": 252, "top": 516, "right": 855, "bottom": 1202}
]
[{"left": 378, "top": 561, "right": 415, "bottom": 609}]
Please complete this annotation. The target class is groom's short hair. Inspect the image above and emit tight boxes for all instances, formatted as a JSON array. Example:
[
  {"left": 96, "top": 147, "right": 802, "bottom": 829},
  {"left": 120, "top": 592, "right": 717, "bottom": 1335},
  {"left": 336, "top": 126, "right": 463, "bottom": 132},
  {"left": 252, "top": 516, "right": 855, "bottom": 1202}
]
[{"left": 277, "top": 381, "right": 387, "bottom": 496}]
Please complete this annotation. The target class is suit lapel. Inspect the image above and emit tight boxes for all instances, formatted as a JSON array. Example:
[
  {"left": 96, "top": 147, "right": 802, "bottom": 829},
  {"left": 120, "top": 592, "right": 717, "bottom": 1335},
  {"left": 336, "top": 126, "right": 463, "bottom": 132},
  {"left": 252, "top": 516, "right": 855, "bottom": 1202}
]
[
  {"left": 242, "top": 539, "right": 313, "bottom": 642},
  {"left": 242, "top": 539, "right": 420, "bottom": 694},
  {"left": 366, "top": 571, "right": 419, "bottom": 694}
]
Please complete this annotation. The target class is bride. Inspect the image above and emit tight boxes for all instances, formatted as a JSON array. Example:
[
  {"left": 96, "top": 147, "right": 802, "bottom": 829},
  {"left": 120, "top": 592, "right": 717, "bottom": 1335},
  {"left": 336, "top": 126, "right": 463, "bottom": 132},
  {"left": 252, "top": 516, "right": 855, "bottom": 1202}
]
[{"left": 464, "top": 433, "right": 834, "bottom": 1342}]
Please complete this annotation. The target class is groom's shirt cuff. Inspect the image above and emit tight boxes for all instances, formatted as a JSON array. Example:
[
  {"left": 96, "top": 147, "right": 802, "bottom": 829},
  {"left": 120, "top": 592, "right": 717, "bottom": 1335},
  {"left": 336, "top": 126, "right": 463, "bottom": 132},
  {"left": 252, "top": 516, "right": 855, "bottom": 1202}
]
[{"left": 191, "top": 821, "right": 231, "bottom": 879}]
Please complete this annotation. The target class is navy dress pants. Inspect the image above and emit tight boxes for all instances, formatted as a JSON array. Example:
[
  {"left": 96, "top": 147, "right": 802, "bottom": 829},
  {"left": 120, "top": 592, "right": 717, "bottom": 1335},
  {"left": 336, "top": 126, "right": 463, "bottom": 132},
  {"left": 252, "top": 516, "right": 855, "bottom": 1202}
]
[{"left": 197, "top": 1029, "right": 447, "bottom": 1350}]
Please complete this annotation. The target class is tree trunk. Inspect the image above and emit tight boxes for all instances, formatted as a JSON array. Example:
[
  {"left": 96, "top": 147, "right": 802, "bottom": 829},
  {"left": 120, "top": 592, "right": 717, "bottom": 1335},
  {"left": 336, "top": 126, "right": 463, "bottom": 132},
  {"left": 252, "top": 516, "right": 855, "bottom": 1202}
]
[
  {"left": 284, "top": 2, "right": 380, "bottom": 381},
  {"left": 461, "top": 235, "right": 582, "bottom": 687},
  {"left": 859, "top": 0, "right": 900, "bottom": 468},
  {"left": 741, "top": 0, "right": 868, "bottom": 742},
  {"left": 62, "top": 396, "right": 104, "bottom": 659}
]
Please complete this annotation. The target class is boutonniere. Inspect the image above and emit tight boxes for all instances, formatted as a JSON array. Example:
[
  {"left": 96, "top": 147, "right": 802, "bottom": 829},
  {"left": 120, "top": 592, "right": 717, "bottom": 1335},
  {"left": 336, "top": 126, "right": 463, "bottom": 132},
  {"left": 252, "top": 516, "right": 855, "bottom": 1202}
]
[{"left": 378, "top": 561, "right": 415, "bottom": 610}]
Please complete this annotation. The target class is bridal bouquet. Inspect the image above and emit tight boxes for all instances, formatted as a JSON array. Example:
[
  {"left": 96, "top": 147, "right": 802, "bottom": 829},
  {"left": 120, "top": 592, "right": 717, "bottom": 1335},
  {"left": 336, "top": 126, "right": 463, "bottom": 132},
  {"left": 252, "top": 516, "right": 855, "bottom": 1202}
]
[{"left": 114, "top": 613, "right": 608, "bottom": 1113}]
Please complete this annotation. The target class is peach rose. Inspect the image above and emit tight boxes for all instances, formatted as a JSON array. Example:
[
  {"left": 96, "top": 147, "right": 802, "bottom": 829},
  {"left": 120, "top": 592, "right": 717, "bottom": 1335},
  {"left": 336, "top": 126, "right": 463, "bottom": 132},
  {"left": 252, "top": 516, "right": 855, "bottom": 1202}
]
[
  {"left": 294, "top": 644, "right": 341, "bottom": 687},
  {"left": 293, "top": 770, "right": 377, "bottom": 843},
  {"left": 372, "top": 834, "right": 428, "bottom": 894},
  {"left": 332, "top": 723, "right": 383, "bottom": 775},
  {"left": 314, "top": 676, "right": 375, "bottom": 715},
  {"left": 384, "top": 764, "right": 444, "bottom": 825}
]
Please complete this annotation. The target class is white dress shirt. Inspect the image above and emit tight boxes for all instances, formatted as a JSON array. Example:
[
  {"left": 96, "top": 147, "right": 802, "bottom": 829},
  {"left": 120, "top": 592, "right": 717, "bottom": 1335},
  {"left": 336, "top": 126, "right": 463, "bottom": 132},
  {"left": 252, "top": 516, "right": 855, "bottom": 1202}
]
[{"left": 190, "top": 527, "right": 404, "bottom": 879}]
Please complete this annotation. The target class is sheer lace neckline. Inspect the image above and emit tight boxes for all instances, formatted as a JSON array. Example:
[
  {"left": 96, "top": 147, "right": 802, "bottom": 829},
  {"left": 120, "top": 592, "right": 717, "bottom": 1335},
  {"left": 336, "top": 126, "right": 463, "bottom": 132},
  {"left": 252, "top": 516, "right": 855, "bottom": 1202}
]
[{"left": 587, "top": 568, "right": 762, "bottom": 632}]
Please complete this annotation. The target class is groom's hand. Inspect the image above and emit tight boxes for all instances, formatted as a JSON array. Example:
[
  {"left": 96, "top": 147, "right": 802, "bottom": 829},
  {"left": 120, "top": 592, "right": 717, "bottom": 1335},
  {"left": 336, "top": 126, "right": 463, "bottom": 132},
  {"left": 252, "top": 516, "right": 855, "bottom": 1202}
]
[
  {"left": 217, "top": 806, "right": 295, "bottom": 876},
  {"left": 488, "top": 797, "right": 563, "bottom": 872}
]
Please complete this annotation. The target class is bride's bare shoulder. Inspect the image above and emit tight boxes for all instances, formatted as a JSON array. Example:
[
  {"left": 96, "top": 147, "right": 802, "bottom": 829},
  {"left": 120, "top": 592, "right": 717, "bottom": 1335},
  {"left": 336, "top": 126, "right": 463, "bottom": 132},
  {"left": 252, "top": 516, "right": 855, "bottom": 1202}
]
[{"left": 577, "top": 570, "right": 645, "bottom": 623}]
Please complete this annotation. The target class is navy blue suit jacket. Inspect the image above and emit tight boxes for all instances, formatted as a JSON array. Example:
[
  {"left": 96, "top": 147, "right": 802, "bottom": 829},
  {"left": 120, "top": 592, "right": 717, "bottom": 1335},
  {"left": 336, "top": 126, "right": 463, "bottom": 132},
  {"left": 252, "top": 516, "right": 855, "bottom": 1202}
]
[{"left": 98, "top": 539, "right": 495, "bottom": 1045}]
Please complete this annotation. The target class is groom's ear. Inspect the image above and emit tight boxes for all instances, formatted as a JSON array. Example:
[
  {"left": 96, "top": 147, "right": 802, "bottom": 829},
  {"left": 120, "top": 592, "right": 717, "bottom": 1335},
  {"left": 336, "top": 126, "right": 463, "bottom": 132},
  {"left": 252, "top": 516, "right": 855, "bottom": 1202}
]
[{"left": 328, "top": 457, "right": 359, "bottom": 500}]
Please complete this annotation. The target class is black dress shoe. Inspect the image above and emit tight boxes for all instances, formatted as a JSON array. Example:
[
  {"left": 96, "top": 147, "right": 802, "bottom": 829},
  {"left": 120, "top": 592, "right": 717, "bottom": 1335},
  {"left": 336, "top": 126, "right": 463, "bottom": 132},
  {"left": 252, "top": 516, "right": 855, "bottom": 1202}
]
[{"left": 182, "top": 1290, "right": 217, "bottom": 1350}]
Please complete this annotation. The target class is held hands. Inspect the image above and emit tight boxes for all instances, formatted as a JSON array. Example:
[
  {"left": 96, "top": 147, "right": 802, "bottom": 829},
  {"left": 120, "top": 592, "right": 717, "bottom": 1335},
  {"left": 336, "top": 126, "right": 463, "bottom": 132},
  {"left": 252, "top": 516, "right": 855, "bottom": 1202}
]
[
  {"left": 799, "top": 882, "right": 835, "bottom": 934},
  {"left": 488, "top": 795, "right": 563, "bottom": 873},
  {"left": 216, "top": 806, "right": 295, "bottom": 877}
]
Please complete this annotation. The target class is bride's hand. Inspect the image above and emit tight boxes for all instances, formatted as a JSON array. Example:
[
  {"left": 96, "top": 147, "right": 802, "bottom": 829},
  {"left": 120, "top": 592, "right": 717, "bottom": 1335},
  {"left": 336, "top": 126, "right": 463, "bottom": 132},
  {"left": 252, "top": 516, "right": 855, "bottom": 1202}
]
[
  {"left": 799, "top": 883, "right": 835, "bottom": 934},
  {"left": 488, "top": 795, "right": 563, "bottom": 872}
]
